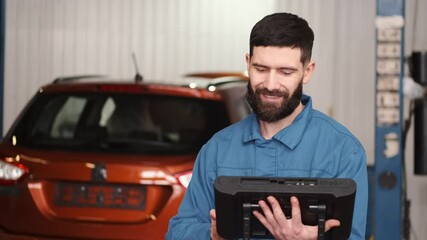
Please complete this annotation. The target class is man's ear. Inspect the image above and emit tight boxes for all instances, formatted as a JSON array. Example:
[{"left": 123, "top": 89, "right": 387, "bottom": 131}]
[
  {"left": 302, "top": 61, "right": 315, "bottom": 84},
  {"left": 245, "top": 54, "right": 251, "bottom": 75}
]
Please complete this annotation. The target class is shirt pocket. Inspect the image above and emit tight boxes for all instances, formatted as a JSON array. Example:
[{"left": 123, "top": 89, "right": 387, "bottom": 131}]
[{"left": 217, "top": 167, "right": 253, "bottom": 177}]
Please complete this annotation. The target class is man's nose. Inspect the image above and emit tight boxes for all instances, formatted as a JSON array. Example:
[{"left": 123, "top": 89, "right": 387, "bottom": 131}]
[{"left": 264, "top": 71, "right": 279, "bottom": 90}]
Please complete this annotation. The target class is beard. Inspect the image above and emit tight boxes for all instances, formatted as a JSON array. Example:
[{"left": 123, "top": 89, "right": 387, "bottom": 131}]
[{"left": 246, "top": 81, "right": 303, "bottom": 122}]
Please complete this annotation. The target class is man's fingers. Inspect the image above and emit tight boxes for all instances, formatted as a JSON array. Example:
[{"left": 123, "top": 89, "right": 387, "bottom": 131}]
[
  {"left": 253, "top": 200, "right": 276, "bottom": 234},
  {"left": 266, "top": 196, "right": 287, "bottom": 222},
  {"left": 325, "top": 219, "right": 341, "bottom": 232},
  {"left": 290, "top": 196, "right": 302, "bottom": 223},
  {"left": 210, "top": 209, "right": 224, "bottom": 240},
  {"left": 253, "top": 209, "right": 274, "bottom": 234},
  {"left": 253, "top": 197, "right": 340, "bottom": 240},
  {"left": 258, "top": 199, "right": 275, "bottom": 222},
  {"left": 210, "top": 209, "right": 217, "bottom": 220}
]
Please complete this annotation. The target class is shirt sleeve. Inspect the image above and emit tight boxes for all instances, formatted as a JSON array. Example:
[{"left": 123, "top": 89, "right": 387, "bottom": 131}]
[
  {"left": 337, "top": 146, "right": 369, "bottom": 240},
  {"left": 166, "top": 144, "right": 215, "bottom": 240}
]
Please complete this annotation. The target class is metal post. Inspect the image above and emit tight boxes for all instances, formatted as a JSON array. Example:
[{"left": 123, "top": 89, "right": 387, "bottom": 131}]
[{"left": 374, "top": 0, "right": 405, "bottom": 239}]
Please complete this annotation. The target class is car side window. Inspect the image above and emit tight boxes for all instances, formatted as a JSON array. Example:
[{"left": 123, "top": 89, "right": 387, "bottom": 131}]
[
  {"left": 50, "top": 96, "right": 87, "bottom": 139},
  {"left": 106, "top": 96, "right": 160, "bottom": 139},
  {"left": 29, "top": 96, "right": 87, "bottom": 140},
  {"left": 99, "top": 97, "right": 115, "bottom": 127}
]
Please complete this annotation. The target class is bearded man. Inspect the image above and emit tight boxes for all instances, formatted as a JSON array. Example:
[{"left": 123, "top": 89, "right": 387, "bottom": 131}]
[{"left": 166, "top": 12, "right": 368, "bottom": 240}]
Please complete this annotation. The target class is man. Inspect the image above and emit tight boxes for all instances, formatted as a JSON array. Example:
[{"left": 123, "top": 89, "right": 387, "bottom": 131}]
[{"left": 166, "top": 12, "right": 368, "bottom": 240}]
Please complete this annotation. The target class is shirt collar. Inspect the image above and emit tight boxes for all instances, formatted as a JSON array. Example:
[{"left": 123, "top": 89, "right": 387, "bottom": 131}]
[{"left": 242, "top": 95, "right": 313, "bottom": 149}]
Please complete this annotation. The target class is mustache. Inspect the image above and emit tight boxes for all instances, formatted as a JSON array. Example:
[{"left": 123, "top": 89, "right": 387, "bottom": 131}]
[{"left": 255, "top": 88, "right": 288, "bottom": 97}]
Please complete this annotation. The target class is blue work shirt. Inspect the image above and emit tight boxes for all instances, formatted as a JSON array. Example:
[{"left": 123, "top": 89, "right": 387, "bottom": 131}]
[{"left": 166, "top": 95, "right": 368, "bottom": 240}]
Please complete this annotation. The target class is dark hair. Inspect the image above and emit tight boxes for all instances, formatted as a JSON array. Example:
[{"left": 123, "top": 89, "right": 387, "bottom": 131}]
[{"left": 249, "top": 12, "right": 314, "bottom": 64}]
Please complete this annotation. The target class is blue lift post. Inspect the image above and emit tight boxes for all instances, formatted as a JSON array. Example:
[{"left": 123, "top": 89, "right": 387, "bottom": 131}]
[{"left": 374, "top": 0, "right": 405, "bottom": 239}]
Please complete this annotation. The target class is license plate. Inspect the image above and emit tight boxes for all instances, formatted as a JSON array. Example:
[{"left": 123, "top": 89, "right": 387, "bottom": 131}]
[{"left": 55, "top": 182, "right": 146, "bottom": 210}]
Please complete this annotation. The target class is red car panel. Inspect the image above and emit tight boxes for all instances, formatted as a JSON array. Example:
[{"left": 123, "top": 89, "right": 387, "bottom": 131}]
[{"left": 0, "top": 76, "right": 250, "bottom": 239}]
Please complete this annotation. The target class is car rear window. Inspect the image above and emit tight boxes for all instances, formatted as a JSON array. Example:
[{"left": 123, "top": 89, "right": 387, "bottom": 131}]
[{"left": 12, "top": 93, "right": 230, "bottom": 154}]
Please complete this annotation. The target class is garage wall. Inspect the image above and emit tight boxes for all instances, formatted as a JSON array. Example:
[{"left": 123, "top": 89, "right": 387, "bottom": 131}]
[
  {"left": 277, "top": 0, "right": 377, "bottom": 168},
  {"left": 3, "top": 0, "right": 277, "bottom": 132},
  {"left": 3, "top": 0, "right": 427, "bottom": 238},
  {"left": 0, "top": 0, "right": 5, "bottom": 135},
  {"left": 4, "top": 0, "right": 377, "bottom": 163}
]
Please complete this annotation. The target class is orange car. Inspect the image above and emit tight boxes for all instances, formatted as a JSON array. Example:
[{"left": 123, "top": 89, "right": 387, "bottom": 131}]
[{"left": 0, "top": 74, "right": 250, "bottom": 240}]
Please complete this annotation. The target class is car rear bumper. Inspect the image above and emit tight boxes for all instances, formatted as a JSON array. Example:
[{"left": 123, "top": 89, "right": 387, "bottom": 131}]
[
  {"left": 0, "top": 228, "right": 63, "bottom": 240},
  {"left": 0, "top": 222, "right": 171, "bottom": 240},
  {"left": 0, "top": 183, "right": 185, "bottom": 240}
]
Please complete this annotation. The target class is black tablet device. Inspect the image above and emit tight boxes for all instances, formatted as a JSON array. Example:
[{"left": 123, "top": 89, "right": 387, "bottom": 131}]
[{"left": 214, "top": 176, "right": 356, "bottom": 240}]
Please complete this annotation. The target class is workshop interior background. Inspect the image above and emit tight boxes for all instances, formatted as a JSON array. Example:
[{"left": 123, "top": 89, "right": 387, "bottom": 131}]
[{"left": 2, "top": 0, "right": 427, "bottom": 238}]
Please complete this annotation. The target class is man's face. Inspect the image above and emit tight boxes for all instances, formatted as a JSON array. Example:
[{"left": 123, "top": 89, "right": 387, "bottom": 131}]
[
  {"left": 245, "top": 46, "right": 314, "bottom": 122},
  {"left": 246, "top": 80, "right": 302, "bottom": 122}
]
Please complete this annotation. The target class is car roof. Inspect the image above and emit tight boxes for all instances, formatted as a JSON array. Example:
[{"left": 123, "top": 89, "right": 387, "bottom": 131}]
[{"left": 38, "top": 74, "right": 248, "bottom": 101}]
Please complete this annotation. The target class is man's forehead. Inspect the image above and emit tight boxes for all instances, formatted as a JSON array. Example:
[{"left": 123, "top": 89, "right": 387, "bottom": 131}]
[{"left": 251, "top": 46, "right": 303, "bottom": 68}]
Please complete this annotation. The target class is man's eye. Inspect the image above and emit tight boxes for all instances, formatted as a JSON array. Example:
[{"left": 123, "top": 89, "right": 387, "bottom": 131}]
[
  {"left": 281, "top": 70, "right": 293, "bottom": 75},
  {"left": 255, "top": 67, "right": 266, "bottom": 72}
]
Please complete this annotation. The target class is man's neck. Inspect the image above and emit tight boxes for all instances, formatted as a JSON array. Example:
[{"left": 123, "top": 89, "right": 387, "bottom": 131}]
[{"left": 258, "top": 102, "right": 304, "bottom": 140}]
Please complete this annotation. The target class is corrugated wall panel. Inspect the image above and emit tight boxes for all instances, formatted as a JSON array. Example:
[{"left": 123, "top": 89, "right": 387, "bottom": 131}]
[
  {"left": 3, "top": 0, "right": 377, "bottom": 165},
  {"left": 3, "top": 0, "right": 277, "bottom": 132},
  {"left": 0, "top": 0, "right": 5, "bottom": 135},
  {"left": 278, "top": 0, "right": 376, "bottom": 166}
]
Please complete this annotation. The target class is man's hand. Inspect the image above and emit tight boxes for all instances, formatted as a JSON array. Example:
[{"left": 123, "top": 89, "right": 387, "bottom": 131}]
[
  {"left": 253, "top": 196, "right": 341, "bottom": 240},
  {"left": 210, "top": 209, "right": 224, "bottom": 240}
]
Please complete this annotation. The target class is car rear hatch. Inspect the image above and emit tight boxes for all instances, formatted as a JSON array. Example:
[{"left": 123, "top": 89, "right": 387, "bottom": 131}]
[
  {"left": 0, "top": 82, "right": 233, "bottom": 239},
  {"left": 0, "top": 147, "right": 194, "bottom": 239},
  {"left": 29, "top": 153, "right": 174, "bottom": 223}
]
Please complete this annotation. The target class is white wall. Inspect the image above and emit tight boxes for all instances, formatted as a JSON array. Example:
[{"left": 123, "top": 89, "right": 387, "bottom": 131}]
[
  {"left": 3, "top": 0, "right": 277, "bottom": 132},
  {"left": 277, "top": 0, "right": 377, "bottom": 168},
  {"left": 3, "top": 0, "right": 427, "bottom": 238}
]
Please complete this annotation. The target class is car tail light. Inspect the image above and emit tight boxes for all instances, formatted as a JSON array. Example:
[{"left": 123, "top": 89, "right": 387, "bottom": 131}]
[
  {"left": 0, "top": 159, "right": 29, "bottom": 185},
  {"left": 175, "top": 171, "right": 192, "bottom": 188}
]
